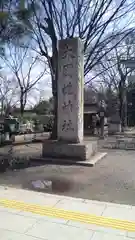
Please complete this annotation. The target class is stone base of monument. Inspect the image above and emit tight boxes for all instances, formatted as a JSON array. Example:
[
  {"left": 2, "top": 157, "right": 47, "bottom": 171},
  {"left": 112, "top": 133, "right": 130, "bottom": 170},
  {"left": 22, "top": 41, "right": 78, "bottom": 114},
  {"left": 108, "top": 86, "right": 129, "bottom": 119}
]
[
  {"left": 108, "top": 123, "right": 121, "bottom": 135},
  {"left": 42, "top": 140, "right": 107, "bottom": 166},
  {"left": 108, "top": 114, "right": 121, "bottom": 135}
]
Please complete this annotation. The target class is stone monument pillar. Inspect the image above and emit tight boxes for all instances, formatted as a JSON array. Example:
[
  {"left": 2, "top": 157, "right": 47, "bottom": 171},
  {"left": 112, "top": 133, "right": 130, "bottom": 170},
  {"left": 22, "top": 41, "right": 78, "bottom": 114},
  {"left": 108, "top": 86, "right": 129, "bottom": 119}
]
[
  {"left": 58, "top": 38, "right": 84, "bottom": 143},
  {"left": 42, "top": 38, "right": 99, "bottom": 162}
]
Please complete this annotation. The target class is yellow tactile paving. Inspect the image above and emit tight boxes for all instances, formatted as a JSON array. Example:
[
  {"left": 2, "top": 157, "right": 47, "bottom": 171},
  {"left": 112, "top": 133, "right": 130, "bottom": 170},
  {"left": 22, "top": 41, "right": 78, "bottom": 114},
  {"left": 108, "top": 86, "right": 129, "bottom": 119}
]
[{"left": 0, "top": 198, "right": 135, "bottom": 232}]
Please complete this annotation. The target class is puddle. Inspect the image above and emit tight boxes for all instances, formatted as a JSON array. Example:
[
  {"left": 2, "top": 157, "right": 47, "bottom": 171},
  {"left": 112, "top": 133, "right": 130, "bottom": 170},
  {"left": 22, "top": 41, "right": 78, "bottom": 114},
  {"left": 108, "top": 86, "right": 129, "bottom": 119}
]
[
  {"left": 31, "top": 180, "right": 52, "bottom": 190},
  {"left": 29, "top": 177, "right": 73, "bottom": 194},
  {"left": 0, "top": 158, "right": 74, "bottom": 194}
]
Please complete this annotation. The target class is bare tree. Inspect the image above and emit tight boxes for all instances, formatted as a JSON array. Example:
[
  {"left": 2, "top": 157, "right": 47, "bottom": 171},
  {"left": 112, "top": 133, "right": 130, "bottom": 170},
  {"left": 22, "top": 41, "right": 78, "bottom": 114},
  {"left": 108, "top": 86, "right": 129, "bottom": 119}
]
[
  {"left": 2, "top": 43, "right": 47, "bottom": 116},
  {"left": 29, "top": 0, "right": 135, "bottom": 139},
  {"left": 0, "top": 72, "right": 18, "bottom": 115},
  {"left": 91, "top": 33, "right": 135, "bottom": 130}
]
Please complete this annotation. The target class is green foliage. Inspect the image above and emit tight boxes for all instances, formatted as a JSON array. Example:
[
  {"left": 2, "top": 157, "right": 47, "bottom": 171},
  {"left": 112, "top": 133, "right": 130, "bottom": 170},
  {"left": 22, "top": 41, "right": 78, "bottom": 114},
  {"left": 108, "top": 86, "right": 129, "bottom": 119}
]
[
  {"left": 33, "top": 99, "right": 53, "bottom": 115},
  {"left": 0, "top": 0, "right": 33, "bottom": 50}
]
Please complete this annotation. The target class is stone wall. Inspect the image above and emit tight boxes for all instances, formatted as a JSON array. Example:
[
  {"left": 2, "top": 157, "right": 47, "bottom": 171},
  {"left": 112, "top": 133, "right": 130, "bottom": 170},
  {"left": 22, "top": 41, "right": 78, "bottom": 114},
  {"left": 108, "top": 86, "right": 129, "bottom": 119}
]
[{"left": 104, "top": 138, "right": 135, "bottom": 150}]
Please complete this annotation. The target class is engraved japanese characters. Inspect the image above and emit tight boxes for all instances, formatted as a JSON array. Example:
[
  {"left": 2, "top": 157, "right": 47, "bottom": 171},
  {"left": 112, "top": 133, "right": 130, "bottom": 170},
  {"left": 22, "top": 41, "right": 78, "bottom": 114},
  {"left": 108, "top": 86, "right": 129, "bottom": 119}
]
[{"left": 58, "top": 38, "right": 84, "bottom": 143}]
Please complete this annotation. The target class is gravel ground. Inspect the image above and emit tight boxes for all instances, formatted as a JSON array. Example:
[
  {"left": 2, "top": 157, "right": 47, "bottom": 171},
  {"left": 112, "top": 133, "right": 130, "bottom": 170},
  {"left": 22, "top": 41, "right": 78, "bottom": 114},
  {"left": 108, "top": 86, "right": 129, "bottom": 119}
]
[{"left": 0, "top": 140, "right": 135, "bottom": 205}]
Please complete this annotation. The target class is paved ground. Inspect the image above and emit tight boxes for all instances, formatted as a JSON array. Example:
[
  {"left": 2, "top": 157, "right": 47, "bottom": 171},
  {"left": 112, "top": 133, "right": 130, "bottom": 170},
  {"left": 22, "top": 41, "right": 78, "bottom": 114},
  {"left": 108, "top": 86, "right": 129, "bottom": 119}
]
[
  {"left": 0, "top": 142, "right": 135, "bottom": 205},
  {"left": 0, "top": 135, "right": 135, "bottom": 239},
  {"left": 0, "top": 186, "right": 135, "bottom": 239}
]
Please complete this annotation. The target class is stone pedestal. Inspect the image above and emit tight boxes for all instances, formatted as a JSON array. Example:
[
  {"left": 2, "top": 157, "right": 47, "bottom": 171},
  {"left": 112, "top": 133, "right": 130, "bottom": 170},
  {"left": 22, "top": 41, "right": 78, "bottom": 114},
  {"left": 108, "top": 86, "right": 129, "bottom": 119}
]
[
  {"left": 42, "top": 140, "right": 97, "bottom": 161},
  {"left": 108, "top": 123, "right": 121, "bottom": 135},
  {"left": 108, "top": 113, "right": 121, "bottom": 135}
]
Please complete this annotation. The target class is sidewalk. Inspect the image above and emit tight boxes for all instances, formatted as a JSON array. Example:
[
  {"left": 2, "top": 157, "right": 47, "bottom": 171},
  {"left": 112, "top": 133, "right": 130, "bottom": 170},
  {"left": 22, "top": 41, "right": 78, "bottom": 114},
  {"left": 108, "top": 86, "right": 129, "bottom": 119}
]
[{"left": 0, "top": 186, "right": 135, "bottom": 239}]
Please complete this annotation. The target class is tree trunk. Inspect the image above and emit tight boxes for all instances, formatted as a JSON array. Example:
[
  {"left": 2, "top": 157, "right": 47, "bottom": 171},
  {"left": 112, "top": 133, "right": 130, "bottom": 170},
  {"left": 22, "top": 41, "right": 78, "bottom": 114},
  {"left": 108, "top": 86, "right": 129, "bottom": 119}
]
[
  {"left": 119, "top": 92, "right": 127, "bottom": 132},
  {"left": 1, "top": 99, "right": 4, "bottom": 115},
  {"left": 100, "top": 116, "right": 105, "bottom": 138},
  {"left": 119, "top": 79, "right": 127, "bottom": 132},
  {"left": 50, "top": 53, "right": 58, "bottom": 140},
  {"left": 121, "top": 94, "right": 127, "bottom": 132},
  {"left": 50, "top": 91, "right": 57, "bottom": 139},
  {"left": 20, "top": 93, "right": 24, "bottom": 117}
]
